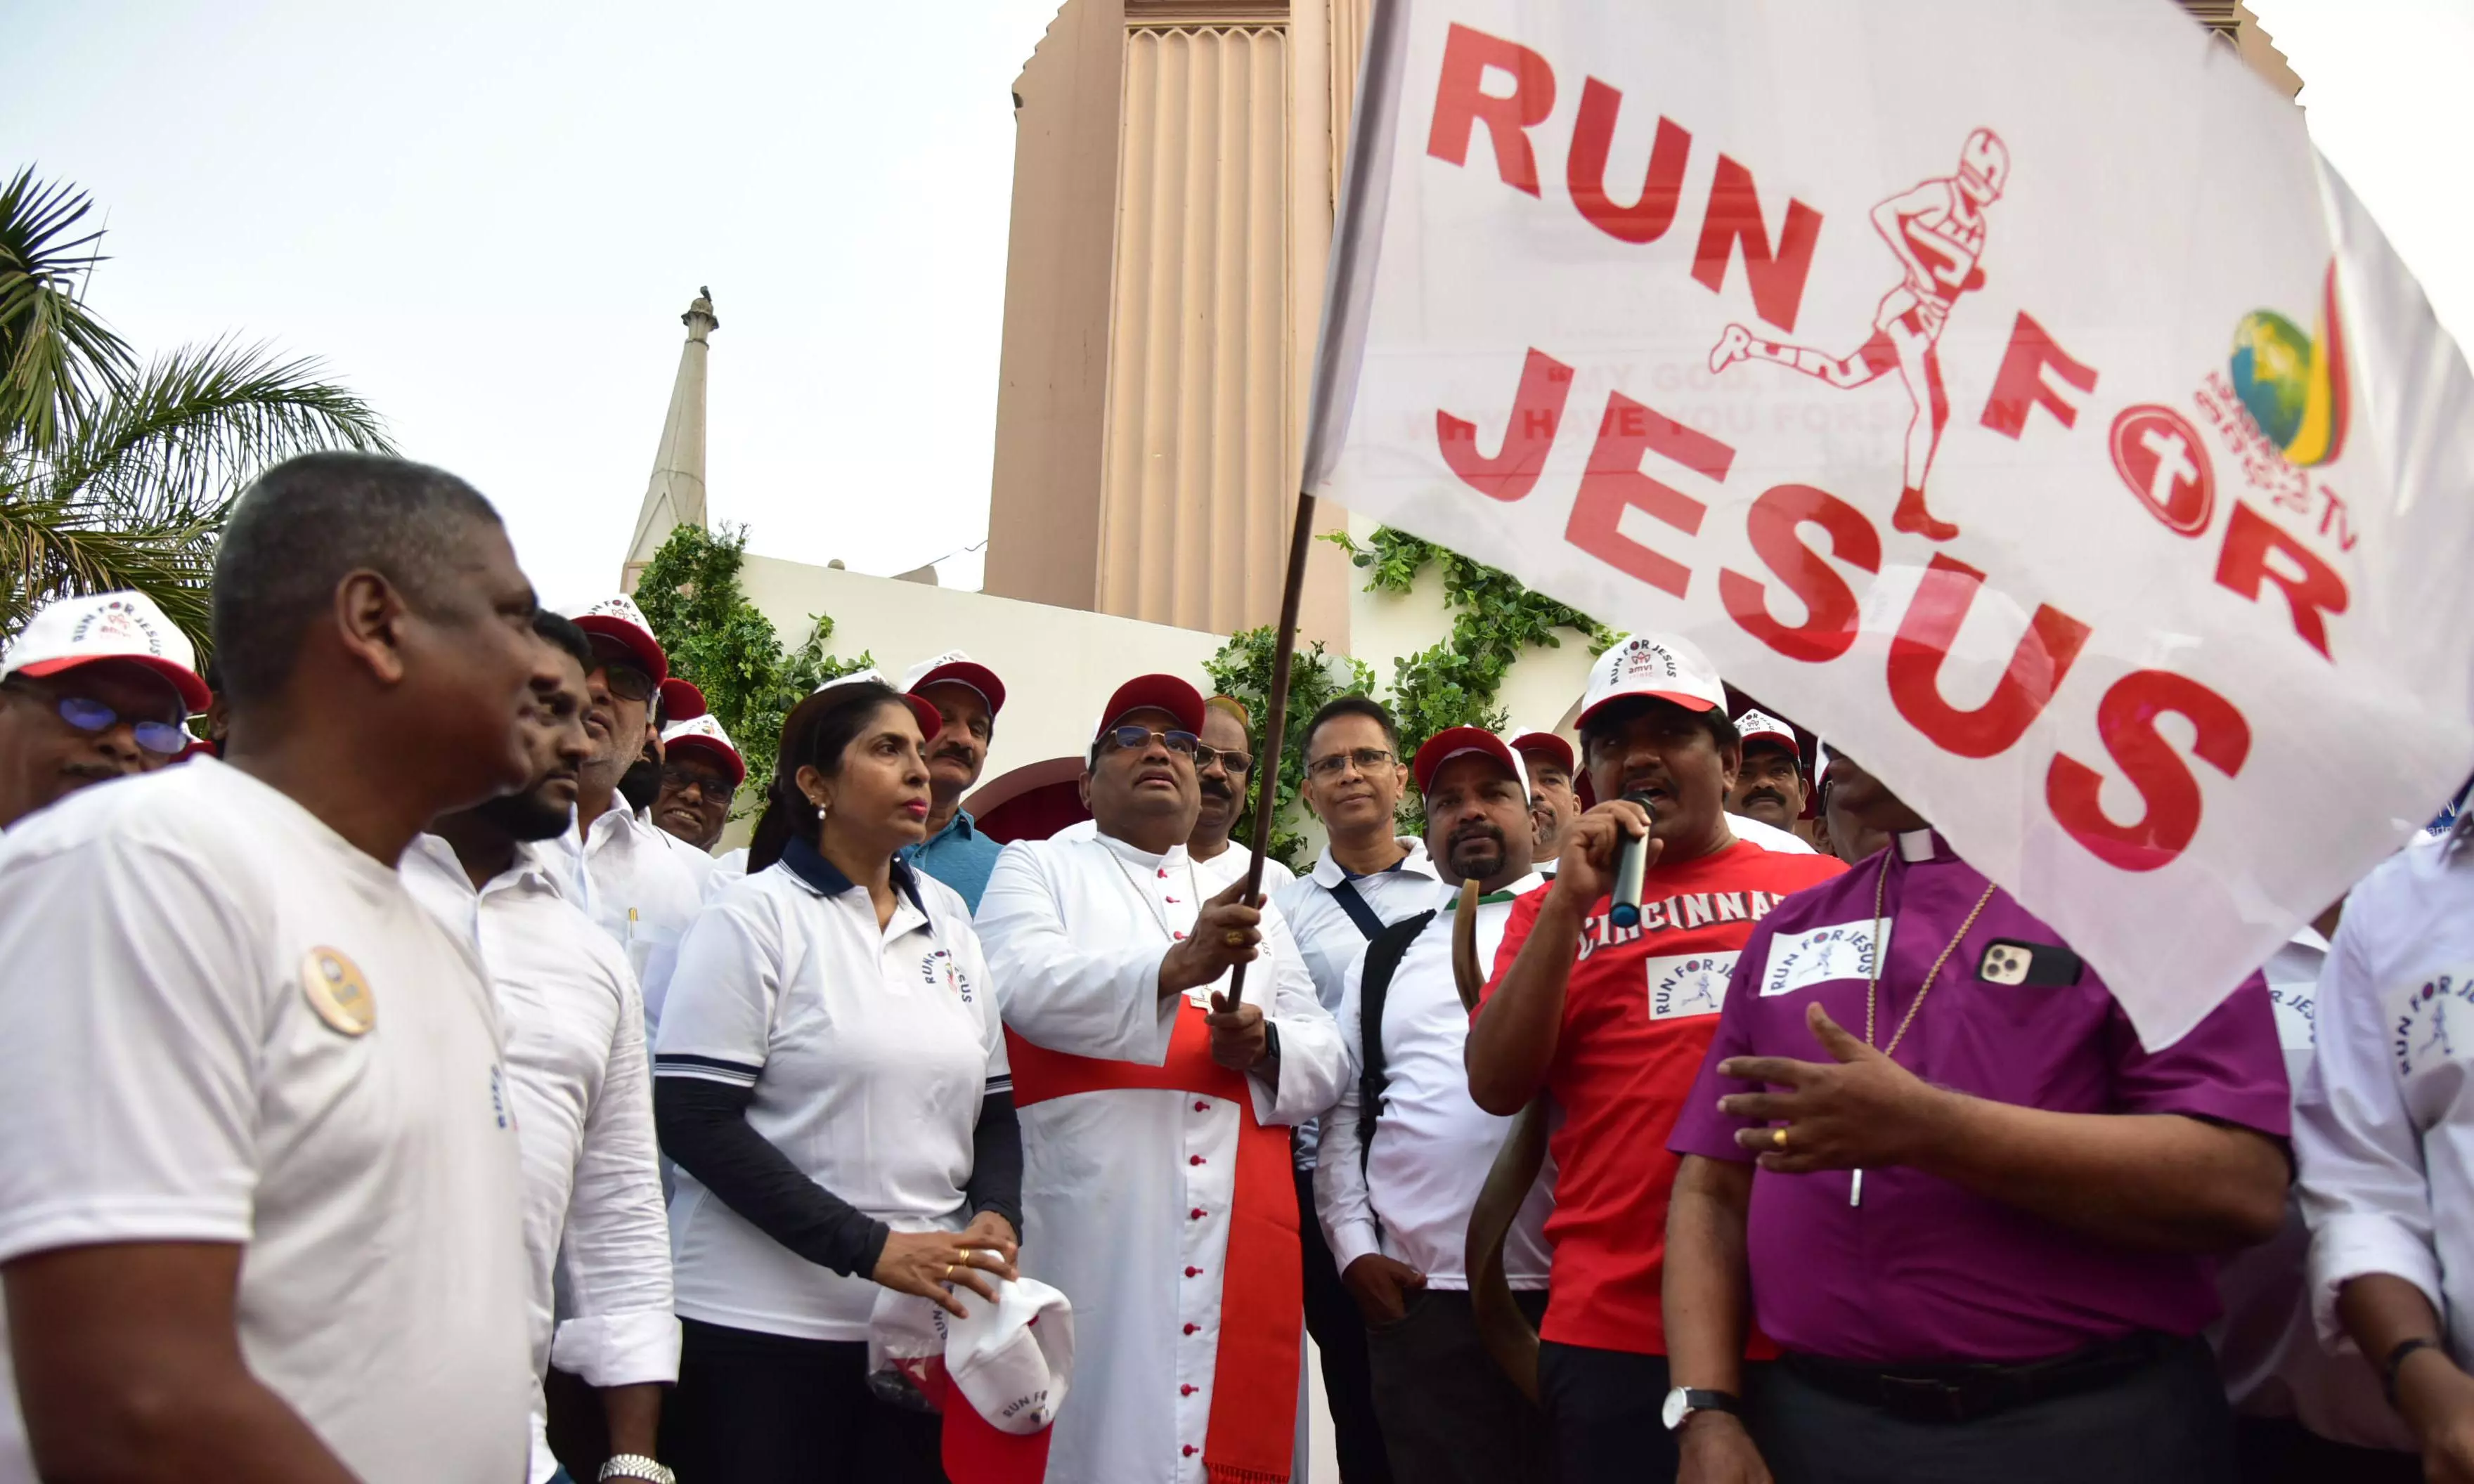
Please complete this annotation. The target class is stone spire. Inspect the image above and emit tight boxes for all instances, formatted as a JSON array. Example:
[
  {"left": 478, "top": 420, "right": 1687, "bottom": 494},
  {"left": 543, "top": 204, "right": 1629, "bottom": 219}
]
[{"left": 621, "top": 289, "right": 719, "bottom": 592}]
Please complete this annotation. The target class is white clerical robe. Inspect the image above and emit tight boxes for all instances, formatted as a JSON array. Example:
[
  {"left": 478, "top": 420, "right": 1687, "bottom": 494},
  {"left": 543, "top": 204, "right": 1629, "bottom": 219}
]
[{"left": 976, "top": 830, "right": 1348, "bottom": 1484}]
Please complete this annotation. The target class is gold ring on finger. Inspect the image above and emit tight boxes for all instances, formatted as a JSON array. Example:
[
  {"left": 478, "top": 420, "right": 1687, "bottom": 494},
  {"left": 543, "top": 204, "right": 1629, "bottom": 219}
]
[
  {"left": 1772, "top": 1126, "right": 1789, "bottom": 1150},
  {"left": 1225, "top": 930, "right": 1247, "bottom": 947},
  {"left": 943, "top": 1261, "right": 956, "bottom": 1280}
]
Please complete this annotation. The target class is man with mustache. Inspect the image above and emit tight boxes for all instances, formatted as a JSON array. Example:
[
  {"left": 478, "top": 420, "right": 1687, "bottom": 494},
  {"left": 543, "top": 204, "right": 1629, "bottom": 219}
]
[
  {"left": 0, "top": 590, "right": 208, "bottom": 833},
  {"left": 978, "top": 672, "right": 1347, "bottom": 1484},
  {"left": 558, "top": 594, "right": 713, "bottom": 1027},
  {"left": 1316, "top": 728, "right": 1557, "bottom": 1483},
  {"left": 1188, "top": 694, "right": 1295, "bottom": 894},
  {"left": 653, "top": 712, "right": 745, "bottom": 854},
  {"left": 1512, "top": 731, "right": 1581, "bottom": 872},
  {"left": 1725, "top": 709, "right": 1808, "bottom": 838},
  {"left": 900, "top": 650, "right": 1007, "bottom": 911},
  {"left": 402, "top": 613, "right": 678, "bottom": 1484},
  {"left": 1467, "top": 633, "right": 1846, "bottom": 1484}
]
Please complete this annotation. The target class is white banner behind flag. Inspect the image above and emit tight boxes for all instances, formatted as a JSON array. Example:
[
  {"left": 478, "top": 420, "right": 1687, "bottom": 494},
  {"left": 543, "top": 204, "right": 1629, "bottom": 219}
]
[{"left": 1308, "top": 0, "right": 2474, "bottom": 1045}]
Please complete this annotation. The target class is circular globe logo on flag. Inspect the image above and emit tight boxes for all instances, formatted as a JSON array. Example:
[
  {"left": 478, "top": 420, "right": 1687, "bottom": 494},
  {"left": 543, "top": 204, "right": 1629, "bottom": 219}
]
[{"left": 2229, "top": 262, "right": 2350, "bottom": 469}]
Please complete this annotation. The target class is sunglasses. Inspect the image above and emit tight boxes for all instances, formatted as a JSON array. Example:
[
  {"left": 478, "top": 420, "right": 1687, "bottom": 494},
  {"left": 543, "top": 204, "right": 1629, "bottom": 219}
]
[
  {"left": 595, "top": 661, "right": 656, "bottom": 704},
  {"left": 53, "top": 696, "right": 189, "bottom": 757},
  {"left": 660, "top": 764, "right": 732, "bottom": 796},
  {"left": 1101, "top": 725, "right": 1199, "bottom": 757},
  {"left": 1306, "top": 746, "right": 1397, "bottom": 780}
]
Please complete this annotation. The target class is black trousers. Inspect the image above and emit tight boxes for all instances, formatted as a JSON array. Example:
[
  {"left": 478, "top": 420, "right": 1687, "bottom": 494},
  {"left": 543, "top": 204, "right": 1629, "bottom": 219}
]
[
  {"left": 1754, "top": 1332, "right": 2236, "bottom": 1484},
  {"left": 2233, "top": 1414, "right": 2421, "bottom": 1484},
  {"left": 1537, "top": 1340, "right": 1681, "bottom": 1484},
  {"left": 1299, "top": 1164, "right": 1392, "bottom": 1483},
  {"left": 1366, "top": 1287, "right": 1556, "bottom": 1484},
  {"left": 662, "top": 1317, "right": 945, "bottom": 1484}
]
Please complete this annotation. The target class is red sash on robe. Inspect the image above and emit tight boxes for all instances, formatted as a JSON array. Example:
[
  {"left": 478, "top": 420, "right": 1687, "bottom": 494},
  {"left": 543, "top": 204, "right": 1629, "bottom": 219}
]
[{"left": 1007, "top": 1003, "right": 1303, "bottom": 1484}]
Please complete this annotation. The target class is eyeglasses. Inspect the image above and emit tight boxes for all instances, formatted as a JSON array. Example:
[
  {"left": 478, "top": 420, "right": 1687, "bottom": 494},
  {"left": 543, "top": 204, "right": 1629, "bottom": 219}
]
[
  {"left": 660, "top": 764, "right": 731, "bottom": 796},
  {"left": 53, "top": 696, "right": 189, "bottom": 756},
  {"left": 1198, "top": 746, "right": 1253, "bottom": 774},
  {"left": 1307, "top": 747, "right": 1396, "bottom": 780},
  {"left": 595, "top": 662, "right": 656, "bottom": 704},
  {"left": 1101, "top": 725, "right": 1198, "bottom": 757}
]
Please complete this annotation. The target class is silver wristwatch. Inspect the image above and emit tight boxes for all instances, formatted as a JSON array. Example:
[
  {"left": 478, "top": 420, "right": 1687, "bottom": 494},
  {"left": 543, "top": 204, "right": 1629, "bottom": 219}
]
[{"left": 600, "top": 1455, "right": 675, "bottom": 1484}]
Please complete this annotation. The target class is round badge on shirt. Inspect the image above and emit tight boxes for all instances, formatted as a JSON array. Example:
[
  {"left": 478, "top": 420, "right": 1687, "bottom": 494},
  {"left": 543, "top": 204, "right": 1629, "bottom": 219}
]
[{"left": 299, "top": 947, "right": 376, "bottom": 1036}]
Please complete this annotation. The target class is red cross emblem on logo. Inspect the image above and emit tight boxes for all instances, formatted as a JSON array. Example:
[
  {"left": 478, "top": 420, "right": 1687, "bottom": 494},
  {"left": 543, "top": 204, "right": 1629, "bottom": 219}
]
[{"left": 2109, "top": 405, "right": 2215, "bottom": 538}]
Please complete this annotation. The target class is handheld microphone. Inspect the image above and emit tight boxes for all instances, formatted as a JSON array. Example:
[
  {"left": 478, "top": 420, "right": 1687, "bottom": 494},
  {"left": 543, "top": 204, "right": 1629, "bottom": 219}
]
[{"left": 1609, "top": 791, "right": 1657, "bottom": 928}]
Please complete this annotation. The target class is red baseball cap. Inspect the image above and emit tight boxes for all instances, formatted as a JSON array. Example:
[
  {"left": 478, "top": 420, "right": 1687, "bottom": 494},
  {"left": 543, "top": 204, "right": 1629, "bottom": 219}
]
[
  {"left": 659, "top": 677, "right": 708, "bottom": 722},
  {"left": 1508, "top": 730, "right": 1575, "bottom": 779},
  {"left": 1413, "top": 726, "right": 1530, "bottom": 798},
  {"left": 1092, "top": 674, "right": 1206, "bottom": 741},
  {"left": 563, "top": 594, "right": 669, "bottom": 686},
  {"left": 903, "top": 650, "right": 1008, "bottom": 718}
]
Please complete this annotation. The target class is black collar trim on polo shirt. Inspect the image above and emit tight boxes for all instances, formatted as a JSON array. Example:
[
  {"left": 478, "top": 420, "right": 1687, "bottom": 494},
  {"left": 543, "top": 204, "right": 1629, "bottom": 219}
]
[{"left": 782, "top": 835, "right": 928, "bottom": 918}]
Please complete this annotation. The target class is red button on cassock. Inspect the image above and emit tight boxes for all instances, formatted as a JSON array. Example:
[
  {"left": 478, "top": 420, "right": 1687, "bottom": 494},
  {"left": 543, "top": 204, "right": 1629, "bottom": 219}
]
[
  {"left": 1184, "top": 1445, "right": 1199, "bottom": 1457},
  {"left": 1184, "top": 1323, "right": 1199, "bottom": 1334},
  {"left": 1193, "top": 1101, "right": 1209, "bottom": 1112},
  {"left": 1174, "top": 932, "right": 1186, "bottom": 940},
  {"left": 1181, "top": 1384, "right": 1198, "bottom": 1395},
  {"left": 1185, "top": 1265, "right": 1203, "bottom": 1277},
  {"left": 1189, "top": 1155, "right": 1205, "bottom": 1166},
  {"left": 1189, "top": 1207, "right": 1205, "bottom": 1220}
]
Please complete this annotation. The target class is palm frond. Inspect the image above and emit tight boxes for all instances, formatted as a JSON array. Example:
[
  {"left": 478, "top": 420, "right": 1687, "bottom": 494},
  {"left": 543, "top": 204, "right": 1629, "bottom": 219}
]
[
  {"left": 0, "top": 486, "right": 219, "bottom": 644},
  {"left": 0, "top": 169, "right": 134, "bottom": 451},
  {"left": 39, "top": 337, "right": 396, "bottom": 523}
]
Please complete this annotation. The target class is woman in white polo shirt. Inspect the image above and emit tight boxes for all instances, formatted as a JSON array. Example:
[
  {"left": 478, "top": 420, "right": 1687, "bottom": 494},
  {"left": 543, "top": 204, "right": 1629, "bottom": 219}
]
[{"left": 654, "top": 675, "right": 1022, "bottom": 1483}]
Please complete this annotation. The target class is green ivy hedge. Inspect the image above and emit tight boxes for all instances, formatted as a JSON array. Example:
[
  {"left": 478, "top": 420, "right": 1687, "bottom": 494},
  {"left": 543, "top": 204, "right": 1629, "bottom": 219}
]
[{"left": 1207, "top": 527, "right": 1611, "bottom": 866}]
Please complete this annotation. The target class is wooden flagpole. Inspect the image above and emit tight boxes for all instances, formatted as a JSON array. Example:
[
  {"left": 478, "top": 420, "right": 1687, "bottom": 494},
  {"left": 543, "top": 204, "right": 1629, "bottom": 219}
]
[{"left": 1222, "top": 487, "right": 1319, "bottom": 1008}]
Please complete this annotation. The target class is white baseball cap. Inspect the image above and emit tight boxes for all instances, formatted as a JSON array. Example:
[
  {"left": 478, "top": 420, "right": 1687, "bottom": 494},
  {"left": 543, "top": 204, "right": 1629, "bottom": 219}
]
[
  {"left": 563, "top": 594, "right": 668, "bottom": 685},
  {"left": 902, "top": 650, "right": 1008, "bottom": 717},
  {"left": 1576, "top": 632, "right": 1726, "bottom": 728},
  {"left": 661, "top": 713, "right": 745, "bottom": 788},
  {"left": 945, "top": 1275, "right": 1075, "bottom": 1436},
  {"left": 792, "top": 668, "right": 943, "bottom": 744},
  {"left": 1, "top": 590, "right": 210, "bottom": 714},
  {"left": 1733, "top": 708, "right": 1800, "bottom": 761}
]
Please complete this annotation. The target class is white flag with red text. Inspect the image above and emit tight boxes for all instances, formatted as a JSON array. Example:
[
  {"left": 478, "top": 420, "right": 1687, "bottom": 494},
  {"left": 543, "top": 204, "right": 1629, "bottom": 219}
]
[{"left": 1304, "top": 0, "right": 2474, "bottom": 1044}]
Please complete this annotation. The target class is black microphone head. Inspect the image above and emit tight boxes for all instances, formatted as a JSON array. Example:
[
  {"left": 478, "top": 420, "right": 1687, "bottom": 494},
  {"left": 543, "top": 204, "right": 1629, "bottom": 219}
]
[{"left": 1620, "top": 788, "right": 1657, "bottom": 821}]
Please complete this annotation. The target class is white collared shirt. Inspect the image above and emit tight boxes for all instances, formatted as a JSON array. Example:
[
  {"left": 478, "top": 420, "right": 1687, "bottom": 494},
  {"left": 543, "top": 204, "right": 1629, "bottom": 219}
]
[
  {"left": 1048, "top": 817, "right": 1297, "bottom": 898},
  {"left": 656, "top": 851, "right": 1008, "bottom": 1341},
  {"left": 1276, "top": 838, "right": 1444, "bottom": 1014},
  {"left": 1276, "top": 838, "right": 1442, "bottom": 1169},
  {"left": 975, "top": 828, "right": 1349, "bottom": 1484},
  {"left": 2299, "top": 838, "right": 2474, "bottom": 1386},
  {"left": 0, "top": 760, "right": 530, "bottom": 1484},
  {"left": 553, "top": 802, "right": 714, "bottom": 1026},
  {"left": 401, "top": 835, "right": 680, "bottom": 1484},
  {"left": 1317, "top": 873, "right": 1555, "bottom": 1289},
  {"left": 1725, "top": 812, "right": 1815, "bottom": 854}
]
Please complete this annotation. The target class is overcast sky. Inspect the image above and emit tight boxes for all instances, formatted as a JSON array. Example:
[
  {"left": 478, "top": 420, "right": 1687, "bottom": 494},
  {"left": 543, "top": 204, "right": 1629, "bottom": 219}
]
[{"left": 8, "top": 1, "right": 2466, "bottom": 609}]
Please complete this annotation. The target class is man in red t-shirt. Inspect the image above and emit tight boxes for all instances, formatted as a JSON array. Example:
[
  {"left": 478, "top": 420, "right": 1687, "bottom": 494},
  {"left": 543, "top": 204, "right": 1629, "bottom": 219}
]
[{"left": 1468, "top": 633, "right": 1844, "bottom": 1484}]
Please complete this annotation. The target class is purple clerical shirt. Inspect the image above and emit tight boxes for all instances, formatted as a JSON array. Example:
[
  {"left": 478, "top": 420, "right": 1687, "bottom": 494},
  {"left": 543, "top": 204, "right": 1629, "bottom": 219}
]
[{"left": 1669, "top": 828, "right": 2290, "bottom": 1365}]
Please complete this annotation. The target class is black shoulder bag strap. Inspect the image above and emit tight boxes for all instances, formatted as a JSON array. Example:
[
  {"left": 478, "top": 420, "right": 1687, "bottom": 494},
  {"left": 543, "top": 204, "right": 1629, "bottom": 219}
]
[
  {"left": 1328, "top": 878, "right": 1387, "bottom": 941},
  {"left": 1356, "top": 909, "right": 1438, "bottom": 1192}
]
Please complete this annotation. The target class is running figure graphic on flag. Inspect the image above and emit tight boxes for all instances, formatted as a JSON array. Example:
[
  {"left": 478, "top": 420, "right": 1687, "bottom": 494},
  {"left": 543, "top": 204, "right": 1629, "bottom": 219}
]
[{"left": 1710, "top": 129, "right": 2011, "bottom": 542}]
